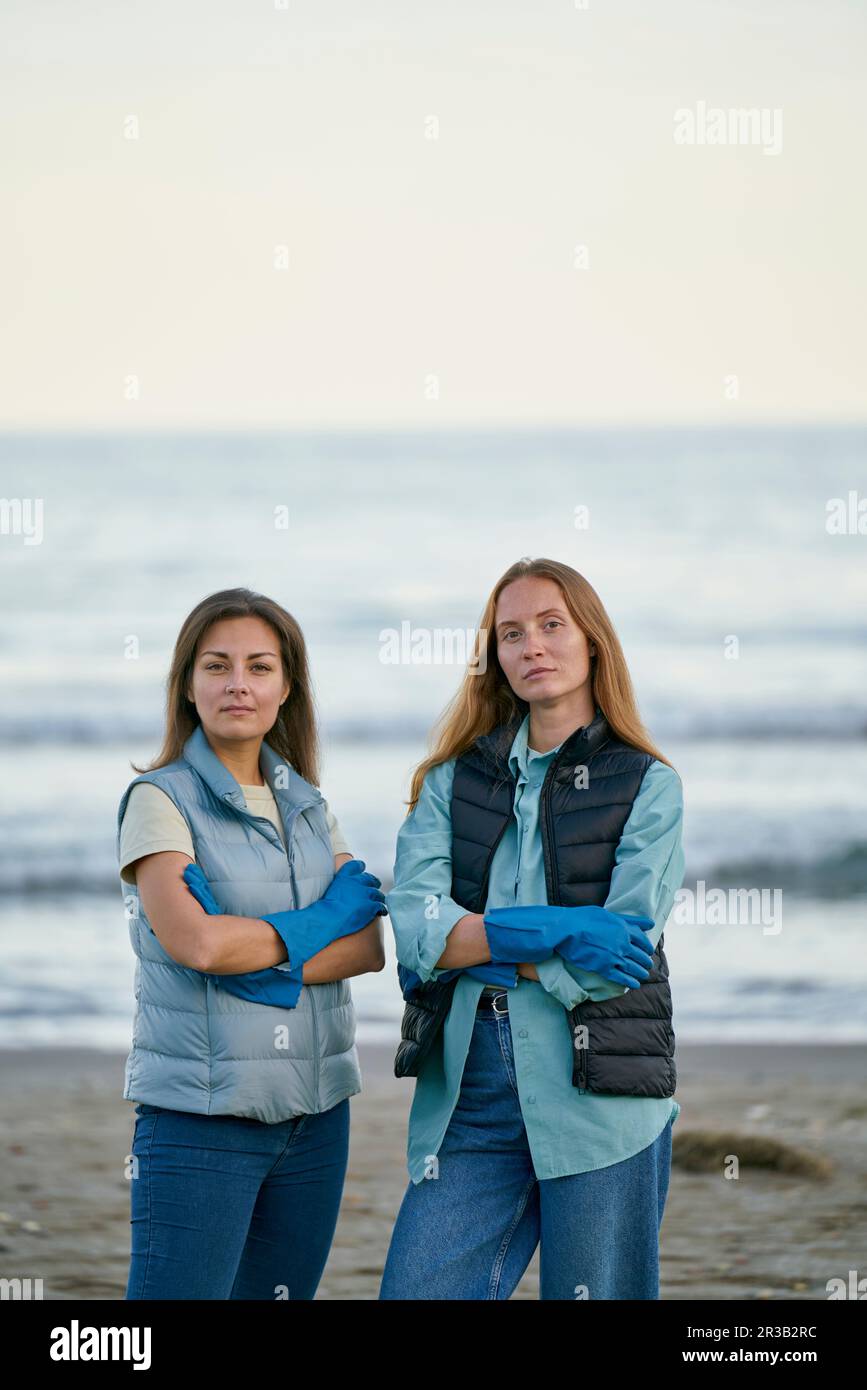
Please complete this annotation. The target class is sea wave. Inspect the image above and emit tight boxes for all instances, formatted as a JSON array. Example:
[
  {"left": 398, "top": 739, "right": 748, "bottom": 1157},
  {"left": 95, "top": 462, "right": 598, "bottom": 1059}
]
[
  {"left": 0, "top": 707, "right": 865, "bottom": 746},
  {"left": 3, "top": 843, "right": 866, "bottom": 901}
]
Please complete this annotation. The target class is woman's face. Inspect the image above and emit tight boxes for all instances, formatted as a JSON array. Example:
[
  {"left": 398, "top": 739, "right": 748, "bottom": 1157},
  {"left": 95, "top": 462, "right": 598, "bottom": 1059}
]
[
  {"left": 186, "top": 616, "right": 290, "bottom": 743},
  {"left": 494, "top": 576, "right": 595, "bottom": 706}
]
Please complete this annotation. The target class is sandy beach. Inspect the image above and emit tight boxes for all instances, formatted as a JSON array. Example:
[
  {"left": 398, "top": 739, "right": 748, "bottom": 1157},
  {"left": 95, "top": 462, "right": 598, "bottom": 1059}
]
[{"left": 1, "top": 1042, "right": 865, "bottom": 1301}]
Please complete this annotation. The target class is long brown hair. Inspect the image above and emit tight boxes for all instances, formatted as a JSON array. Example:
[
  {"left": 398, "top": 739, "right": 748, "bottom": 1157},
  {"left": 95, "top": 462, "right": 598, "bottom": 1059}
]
[
  {"left": 405, "top": 556, "right": 674, "bottom": 814},
  {"left": 131, "top": 587, "right": 320, "bottom": 785}
]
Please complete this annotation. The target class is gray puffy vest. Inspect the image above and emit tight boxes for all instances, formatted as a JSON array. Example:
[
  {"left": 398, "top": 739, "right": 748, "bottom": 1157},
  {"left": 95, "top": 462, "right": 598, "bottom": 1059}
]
[{"left": 116, "top": 723, "right": 360, "bottom": 1123}]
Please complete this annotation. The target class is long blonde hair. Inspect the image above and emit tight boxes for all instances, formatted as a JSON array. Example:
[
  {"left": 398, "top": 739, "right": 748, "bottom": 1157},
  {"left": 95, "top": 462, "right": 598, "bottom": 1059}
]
[
  {"left": 131, "top": 587, "right": 320, "bottom": 785},
  {"left": 405, "top": 556, "right": 674, "bottom": 814}
]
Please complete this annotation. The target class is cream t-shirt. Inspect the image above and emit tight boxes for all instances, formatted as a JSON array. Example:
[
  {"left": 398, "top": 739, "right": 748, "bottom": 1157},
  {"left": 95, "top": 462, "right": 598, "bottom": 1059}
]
[{"left": 119, "top": 780, "right": 352, "bottom": 886}]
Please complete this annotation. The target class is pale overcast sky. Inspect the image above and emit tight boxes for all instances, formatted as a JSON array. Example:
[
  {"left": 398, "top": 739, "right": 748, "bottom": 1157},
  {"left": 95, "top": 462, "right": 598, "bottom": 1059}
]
[{"left": 1, "top": 0, "right": 865, "bottom": 428}]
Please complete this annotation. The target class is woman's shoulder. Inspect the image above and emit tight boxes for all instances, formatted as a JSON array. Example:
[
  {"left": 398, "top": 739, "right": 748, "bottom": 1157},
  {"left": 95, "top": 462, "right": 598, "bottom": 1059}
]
[
  {"left": 419, "top": 756, "right": 457, "bottom": 799},
  {"left": 634, "top": 758, "right": 684, "bottom": 813},
  {"left": 118, "top": 755, "right": 196, "bottom": 811},
  {"left": 124, "top": 778, "right": 180, "bottom": 807},
  {"left": 120, "top": 778, "right": 187, "bottom": 826},
  {"left": 398, "top": 757, "right": 456, "bottom": 829},
  {"left": 644, "top": 757, "right": 682, "bottom": 785},
  {"left": 117, "top": 779, "right": 194, "bottom": 884}
]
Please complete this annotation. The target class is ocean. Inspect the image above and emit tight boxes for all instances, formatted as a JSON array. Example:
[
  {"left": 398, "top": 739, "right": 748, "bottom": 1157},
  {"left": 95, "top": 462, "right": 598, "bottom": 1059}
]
[{"left": 1, "top": 425, "right": 865, "bottom": 1047}]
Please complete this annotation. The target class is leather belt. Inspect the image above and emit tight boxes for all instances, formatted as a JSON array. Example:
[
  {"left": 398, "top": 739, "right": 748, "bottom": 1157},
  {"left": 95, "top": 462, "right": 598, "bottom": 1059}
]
[{"left": 476, "top": 988, "right": 509, "bottom": 1016}]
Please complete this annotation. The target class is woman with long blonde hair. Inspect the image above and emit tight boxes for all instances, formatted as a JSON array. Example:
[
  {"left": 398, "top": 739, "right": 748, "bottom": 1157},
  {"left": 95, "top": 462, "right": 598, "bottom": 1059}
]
[
  {"left": 380, "top": 557, "right": 684, "bottom": 1300},
  {"left": 117, "top": 587, "right": 386, "bottom": 1299}
]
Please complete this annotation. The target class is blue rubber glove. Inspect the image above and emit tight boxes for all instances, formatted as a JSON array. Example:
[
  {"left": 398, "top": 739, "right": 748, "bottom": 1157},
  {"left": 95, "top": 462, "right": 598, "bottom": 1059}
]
[
  {"left": 182, "top": 863, "right": 222, "bottom": 915},
  {"left": 182, "top": 859, "right": 386, "bottom": 1008},
  {"left": 184, "top": 858, "right": 386, "bottom": 969},
  {"left": 207, "top": 962, "right": 305, "bottom": 1008},
  {"left": 397, "top": 959, "right": 518, "bottom": 1000},
  {"left": 182, "top": 862, "right": 304, "bottom": 1008},
  {"left": 482, "top": 904, "right": 656, "bottom": 989},
  {"left": 261, "top": 859, "right": 387, "bottom": 971},
  {"left": 464, "top": 962, "right": 519, "bottom": 987}
]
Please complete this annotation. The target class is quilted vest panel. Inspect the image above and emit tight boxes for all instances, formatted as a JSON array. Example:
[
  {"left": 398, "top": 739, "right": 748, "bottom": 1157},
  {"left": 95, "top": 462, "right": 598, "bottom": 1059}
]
[{"left": 116, "top": 723, "right": 360, "bottom": 1123}]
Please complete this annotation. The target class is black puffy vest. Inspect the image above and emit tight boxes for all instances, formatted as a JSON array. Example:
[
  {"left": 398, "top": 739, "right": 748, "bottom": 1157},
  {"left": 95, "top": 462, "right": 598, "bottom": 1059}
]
[{"left": 394, "top": 711, "right": 676, "bottom": 1098}]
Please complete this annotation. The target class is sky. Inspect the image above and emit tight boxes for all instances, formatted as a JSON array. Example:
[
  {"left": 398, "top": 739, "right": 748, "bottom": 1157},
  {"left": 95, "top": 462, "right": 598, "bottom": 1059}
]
[{"left": 1, "top": 0, "right": 865, "bottom": 429}]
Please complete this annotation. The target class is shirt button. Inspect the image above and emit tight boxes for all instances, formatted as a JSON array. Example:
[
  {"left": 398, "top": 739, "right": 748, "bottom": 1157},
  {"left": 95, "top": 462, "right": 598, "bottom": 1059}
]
[
  {"left": 518, "top": 1029, "right": 528, "bottom": 1038},
  {"left": 527, "top": 1095, "right": 536, "bottom": 1104}
]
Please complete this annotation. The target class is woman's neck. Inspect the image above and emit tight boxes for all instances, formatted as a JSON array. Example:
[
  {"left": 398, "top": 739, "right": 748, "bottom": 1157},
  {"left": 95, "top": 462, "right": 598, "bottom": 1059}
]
[
  {"left": 206, "top": 733, "right": 265, "bottom": 786},
  {"left": 528, "top": 693, "right": 597, "bottom": 755}
]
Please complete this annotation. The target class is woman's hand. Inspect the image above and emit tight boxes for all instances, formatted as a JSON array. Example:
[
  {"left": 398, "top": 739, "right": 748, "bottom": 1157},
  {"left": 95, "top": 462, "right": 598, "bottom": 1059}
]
[
  {"left": 259, "top": 858, "right": 386, "bottom": 970},
  {"left": 183, "top": 862, "right": 224, "bottom": 915},
  {"left": 483, "top": 903, "right": 655, "bottom": 988},
  {"left": 517, "top": 962, "right": 540, "bottom": 981}
]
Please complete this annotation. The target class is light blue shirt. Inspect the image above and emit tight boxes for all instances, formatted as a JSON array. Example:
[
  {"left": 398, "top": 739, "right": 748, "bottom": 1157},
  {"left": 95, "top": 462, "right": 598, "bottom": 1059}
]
[{"left": 387, "top": 713, "right": 685, "bottom": 1183}]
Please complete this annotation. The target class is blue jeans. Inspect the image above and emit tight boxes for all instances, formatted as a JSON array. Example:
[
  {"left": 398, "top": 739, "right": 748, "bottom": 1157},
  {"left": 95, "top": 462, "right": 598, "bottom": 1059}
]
[
  {"left": 379, "top": 1008, "right": 673, "bottom": 1300},
  {"left": 125, "top": 1098, "right": 349, "bottom": 1299}
]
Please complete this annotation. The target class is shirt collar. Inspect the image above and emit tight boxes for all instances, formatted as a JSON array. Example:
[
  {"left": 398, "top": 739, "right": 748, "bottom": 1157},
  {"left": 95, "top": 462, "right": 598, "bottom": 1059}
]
[
  {"left": 506, "top": 706, "right": 603, "bottom": 780},
  {"left": 507, "top": 713, "right": 562, "bottom": 780}
]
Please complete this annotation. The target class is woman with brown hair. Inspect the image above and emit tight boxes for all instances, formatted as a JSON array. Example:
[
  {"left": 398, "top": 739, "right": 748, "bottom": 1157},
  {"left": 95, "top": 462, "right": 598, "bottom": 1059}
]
[
  {"left": 117, "top": 587, "right": 386, "bottom": 1299},
  {"left": 380, "top": 557, "right": 685, "bottom": 1300}
]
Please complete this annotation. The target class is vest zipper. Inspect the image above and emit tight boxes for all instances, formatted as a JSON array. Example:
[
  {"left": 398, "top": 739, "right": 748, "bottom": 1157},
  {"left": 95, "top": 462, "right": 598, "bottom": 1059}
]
[
  {"left": 477, "top": 794, "right": 514, "bottom": 911},
  {"left": 541, "top": 743, "right": 590, "bottom": 1092},
  {"left": 284, "top": 801, "right": 320, "bottom": 1108},
  {"left": 539, "top": 725, "right": 610, "bottom": 902},
  {"left": 572, "top": 1007, "right": 588, "bottom": 1093},
  {"left": 540, "top": 751, "right": 563, "bottom": 907},
  {"left": 227, "top": 790, "right": 324, "bottom": 1107}
]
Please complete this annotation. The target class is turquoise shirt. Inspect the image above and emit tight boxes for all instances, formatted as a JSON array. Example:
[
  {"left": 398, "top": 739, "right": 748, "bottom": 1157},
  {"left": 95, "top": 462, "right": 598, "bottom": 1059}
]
[{"left": 387, "top": 713, "right": 685, "bottom": 1184}]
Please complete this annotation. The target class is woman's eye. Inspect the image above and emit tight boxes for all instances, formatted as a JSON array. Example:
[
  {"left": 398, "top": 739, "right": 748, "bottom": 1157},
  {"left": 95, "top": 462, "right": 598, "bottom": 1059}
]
[{"left": 204, "top": 662, "right": 271, "bottom": 671}]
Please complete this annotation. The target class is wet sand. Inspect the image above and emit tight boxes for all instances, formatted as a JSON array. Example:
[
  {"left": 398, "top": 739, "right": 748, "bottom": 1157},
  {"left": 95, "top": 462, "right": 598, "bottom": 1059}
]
[{"left": 1, "top": 1043, "right": 865, "bottom": 1300}]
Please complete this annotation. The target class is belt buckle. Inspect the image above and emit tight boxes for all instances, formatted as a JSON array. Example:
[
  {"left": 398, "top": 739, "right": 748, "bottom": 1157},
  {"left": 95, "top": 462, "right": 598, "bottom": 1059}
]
[{"left": 491, "top": 989, "right": 509, "bottom": 1016}]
